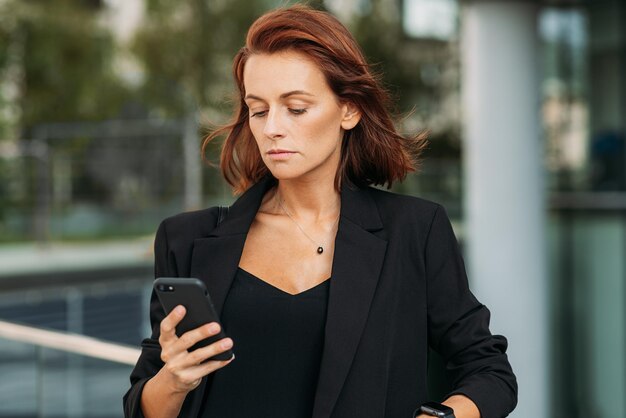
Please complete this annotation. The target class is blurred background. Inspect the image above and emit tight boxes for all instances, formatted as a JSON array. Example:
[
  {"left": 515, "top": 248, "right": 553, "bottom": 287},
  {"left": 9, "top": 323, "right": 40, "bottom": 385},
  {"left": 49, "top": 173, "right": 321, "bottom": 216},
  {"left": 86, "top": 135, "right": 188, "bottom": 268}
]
[{"left": 0, "top": 0, "right": 624, "bottom": 417}]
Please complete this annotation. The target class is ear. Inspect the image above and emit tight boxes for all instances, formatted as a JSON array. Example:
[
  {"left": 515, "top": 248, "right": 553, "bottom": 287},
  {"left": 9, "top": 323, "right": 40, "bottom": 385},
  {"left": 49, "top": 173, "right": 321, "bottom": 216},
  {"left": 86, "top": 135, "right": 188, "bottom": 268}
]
[{"left": 340, "top": 102, "right": 361, "bottom": 130}]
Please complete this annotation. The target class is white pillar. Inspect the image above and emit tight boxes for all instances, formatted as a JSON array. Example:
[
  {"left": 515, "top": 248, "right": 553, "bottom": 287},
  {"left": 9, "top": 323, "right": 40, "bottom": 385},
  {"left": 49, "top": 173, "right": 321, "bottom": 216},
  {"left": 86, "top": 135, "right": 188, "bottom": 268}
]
[{"left": 461, "top": 2, "right": 547, "bottom": 417}]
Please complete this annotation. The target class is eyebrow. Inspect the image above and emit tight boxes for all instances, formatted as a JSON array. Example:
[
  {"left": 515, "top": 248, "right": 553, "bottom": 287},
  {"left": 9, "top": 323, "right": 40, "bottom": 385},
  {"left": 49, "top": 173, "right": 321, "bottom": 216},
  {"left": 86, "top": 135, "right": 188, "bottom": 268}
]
[{"left": 244, "top": 90, "right": 314, "bottom": 101}]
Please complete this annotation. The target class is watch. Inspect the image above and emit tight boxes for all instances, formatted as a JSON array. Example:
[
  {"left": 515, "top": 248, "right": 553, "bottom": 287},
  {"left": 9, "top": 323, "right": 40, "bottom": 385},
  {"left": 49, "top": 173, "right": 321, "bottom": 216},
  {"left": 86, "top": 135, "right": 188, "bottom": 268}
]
[{"left": 414, "top": 401, "right": 456, "bottom": 418}]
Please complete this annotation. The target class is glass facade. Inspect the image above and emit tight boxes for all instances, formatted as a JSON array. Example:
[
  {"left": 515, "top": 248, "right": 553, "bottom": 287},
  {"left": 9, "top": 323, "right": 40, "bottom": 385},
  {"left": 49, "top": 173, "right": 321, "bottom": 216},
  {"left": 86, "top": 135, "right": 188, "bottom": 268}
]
[
  {"left": 542, "top": 1, "right": 625, "bottom": 193},
  {"left": 542, "top": 1, "right": 626, "bottom": 416}
]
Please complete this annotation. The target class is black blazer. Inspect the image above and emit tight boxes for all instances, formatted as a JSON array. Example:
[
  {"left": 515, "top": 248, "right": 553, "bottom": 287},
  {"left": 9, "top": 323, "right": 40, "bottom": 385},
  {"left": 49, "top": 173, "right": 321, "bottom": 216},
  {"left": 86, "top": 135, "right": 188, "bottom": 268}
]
[{"left": 124, "top": 175, "right": 517, "bottom": 418}]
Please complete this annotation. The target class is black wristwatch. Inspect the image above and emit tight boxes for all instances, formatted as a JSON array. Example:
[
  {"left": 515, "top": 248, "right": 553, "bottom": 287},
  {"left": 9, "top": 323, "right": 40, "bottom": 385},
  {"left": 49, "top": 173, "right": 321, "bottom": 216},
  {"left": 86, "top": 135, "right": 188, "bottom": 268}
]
[{"left": 414, "top": 402, "right": 456, "bottom": 418}]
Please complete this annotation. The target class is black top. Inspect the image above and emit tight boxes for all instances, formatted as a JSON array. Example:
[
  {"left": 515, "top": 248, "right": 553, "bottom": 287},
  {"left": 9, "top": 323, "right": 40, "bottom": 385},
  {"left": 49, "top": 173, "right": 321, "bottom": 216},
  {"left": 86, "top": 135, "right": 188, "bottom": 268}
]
[{"left": 203, "top": 267, "right": 330, "bottom": 417}]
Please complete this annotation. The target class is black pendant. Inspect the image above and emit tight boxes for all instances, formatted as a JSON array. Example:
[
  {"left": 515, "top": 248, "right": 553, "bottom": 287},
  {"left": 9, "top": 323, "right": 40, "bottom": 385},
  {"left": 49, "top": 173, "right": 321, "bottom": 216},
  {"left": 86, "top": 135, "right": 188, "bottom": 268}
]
[{"left": 317, "top": 246, "right": 324, "bottom": 254}]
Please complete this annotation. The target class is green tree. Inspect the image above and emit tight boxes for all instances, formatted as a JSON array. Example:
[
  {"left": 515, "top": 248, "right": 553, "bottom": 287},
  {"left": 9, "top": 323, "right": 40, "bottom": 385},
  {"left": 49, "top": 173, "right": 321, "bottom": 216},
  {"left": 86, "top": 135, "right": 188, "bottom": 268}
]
[
  {"left": 133, "top": 0, "right": 325, "bottom": 117},
  {"left": 0, "top": 0, "right": 134, "bottom": 239},
  {"left": 15, "top": 0, "right": 132, "bottom": 134}
]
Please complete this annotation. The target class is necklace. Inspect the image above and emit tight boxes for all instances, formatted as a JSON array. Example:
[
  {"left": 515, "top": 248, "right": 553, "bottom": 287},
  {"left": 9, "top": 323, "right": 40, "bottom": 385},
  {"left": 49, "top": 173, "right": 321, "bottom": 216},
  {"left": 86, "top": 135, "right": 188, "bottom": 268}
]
[{"left": 277, "top": 193, "right": 340, "bottom": 255}]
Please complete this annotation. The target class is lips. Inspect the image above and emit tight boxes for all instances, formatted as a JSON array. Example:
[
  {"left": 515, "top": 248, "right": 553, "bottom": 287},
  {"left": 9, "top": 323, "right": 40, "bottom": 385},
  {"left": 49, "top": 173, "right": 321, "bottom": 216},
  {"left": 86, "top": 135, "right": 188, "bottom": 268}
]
[
  {"left": 267, "top": 149, "right": 297, "bottom": 160},
  {"left": 267, "top": 149, "right": 296, "bottom": 161},
  {"left": 267, "top": 149, "right": 295, "bottom": 154}
]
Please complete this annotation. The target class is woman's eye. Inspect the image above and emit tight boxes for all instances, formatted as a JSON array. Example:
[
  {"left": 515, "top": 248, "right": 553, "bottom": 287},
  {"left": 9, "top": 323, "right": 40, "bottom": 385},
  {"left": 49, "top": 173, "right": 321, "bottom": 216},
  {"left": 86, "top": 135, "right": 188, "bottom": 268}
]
[
  {"left": 250, "top": 110, "right": 267, "bottom": 118},
  {"left": 250, "top": 108, "right": 306, "bottom": 118}
]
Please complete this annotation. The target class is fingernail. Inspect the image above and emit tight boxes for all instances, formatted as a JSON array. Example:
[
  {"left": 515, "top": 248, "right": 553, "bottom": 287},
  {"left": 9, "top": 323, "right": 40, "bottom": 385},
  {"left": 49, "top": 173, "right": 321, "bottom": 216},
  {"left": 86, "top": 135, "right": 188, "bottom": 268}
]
[
  {"left": 208, "top": 324, "right": 219, "bottom": 333},
  {"left": 174, "top": 305, "right": 184, "bottom": 315},
  {"left": 222, "top": 339, "right": 233, "bottom": 349}
]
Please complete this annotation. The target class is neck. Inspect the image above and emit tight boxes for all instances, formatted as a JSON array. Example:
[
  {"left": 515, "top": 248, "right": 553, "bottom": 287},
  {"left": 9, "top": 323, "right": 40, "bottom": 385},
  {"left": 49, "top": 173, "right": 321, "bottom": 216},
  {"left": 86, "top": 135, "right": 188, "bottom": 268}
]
[{"left": 272, "top": 176, "right": 340, "bottom": 223}]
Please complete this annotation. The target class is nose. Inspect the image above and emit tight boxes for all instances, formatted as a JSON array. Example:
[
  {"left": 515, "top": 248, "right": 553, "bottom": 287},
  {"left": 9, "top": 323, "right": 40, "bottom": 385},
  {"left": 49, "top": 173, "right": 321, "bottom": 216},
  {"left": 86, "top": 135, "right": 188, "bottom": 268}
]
[{"left": 262, "top": 109, "right": 285, "bottom": 139}]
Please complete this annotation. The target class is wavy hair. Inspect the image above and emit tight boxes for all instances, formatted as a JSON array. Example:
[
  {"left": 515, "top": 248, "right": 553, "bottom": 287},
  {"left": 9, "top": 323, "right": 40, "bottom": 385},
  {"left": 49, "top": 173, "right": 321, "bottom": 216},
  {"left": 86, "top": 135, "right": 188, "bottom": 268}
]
[{"left": 202, "top": 4, "right": 427, "bottom": 194}]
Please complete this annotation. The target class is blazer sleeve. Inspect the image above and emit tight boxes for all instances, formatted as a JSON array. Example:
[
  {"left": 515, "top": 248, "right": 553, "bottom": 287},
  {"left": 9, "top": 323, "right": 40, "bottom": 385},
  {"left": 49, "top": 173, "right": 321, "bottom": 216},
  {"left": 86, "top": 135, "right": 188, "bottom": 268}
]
[
  {"left": 122, "top": 220, "right": 171, "bottom": 418},
  {"left": 424, "top": 205, "right": 518, "bottom": 418}
]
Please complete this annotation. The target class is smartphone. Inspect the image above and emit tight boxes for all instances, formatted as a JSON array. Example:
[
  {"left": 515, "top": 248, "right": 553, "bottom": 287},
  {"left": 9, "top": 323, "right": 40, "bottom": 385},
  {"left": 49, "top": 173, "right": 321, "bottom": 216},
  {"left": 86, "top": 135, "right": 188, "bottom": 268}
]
[{"left": 154, "top": 277, "right": 233, "bottom": 361}]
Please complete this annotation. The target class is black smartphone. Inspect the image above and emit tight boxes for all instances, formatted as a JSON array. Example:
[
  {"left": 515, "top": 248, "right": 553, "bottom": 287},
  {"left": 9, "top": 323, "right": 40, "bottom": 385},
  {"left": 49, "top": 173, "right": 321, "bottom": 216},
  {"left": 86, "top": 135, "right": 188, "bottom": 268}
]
[{"left": 154, "top": 277, "right": 233, "bottom": 361}]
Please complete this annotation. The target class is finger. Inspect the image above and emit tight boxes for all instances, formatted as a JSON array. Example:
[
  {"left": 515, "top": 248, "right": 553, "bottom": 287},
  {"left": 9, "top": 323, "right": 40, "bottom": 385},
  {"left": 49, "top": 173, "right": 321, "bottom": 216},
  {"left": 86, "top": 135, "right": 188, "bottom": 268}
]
[
  {"left": 183, "top": 353, "right": 235, "bottom": 382},
  {"left": 173, "top": 322, "right": 222, "bottom": 352},
  {"left": 159, "top": 305, "right": 186, "bottom": 344},
  {"left": 168, "top": 356, "right": 234, "bottom": 390},
  {"left": 182, "top": 337, "right": 234, "bottom": 367},
  {"left": 161, "top": 341, "right": 234, "bottom": 390}
]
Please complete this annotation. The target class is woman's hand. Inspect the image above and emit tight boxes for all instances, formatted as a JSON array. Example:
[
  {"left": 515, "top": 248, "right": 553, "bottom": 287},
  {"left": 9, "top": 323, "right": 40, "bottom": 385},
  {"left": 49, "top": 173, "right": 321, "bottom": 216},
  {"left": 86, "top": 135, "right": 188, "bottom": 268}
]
[
  {"left": 140, "top": 306, "right": 234, "bottom": 418},
  {"left": 158, "top": 305, "right": 234, "bottom": 393}
]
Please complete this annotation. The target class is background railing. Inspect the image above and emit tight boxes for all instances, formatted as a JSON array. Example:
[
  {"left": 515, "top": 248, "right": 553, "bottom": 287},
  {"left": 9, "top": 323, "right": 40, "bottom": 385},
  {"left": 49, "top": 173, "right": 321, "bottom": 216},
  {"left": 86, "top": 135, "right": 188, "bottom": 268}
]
[
  {"left": 0, "top": 320, "right": 140, "bottom": 418},
  {"left": 0, "top": 254, "right": 152, "bottom": 418}
]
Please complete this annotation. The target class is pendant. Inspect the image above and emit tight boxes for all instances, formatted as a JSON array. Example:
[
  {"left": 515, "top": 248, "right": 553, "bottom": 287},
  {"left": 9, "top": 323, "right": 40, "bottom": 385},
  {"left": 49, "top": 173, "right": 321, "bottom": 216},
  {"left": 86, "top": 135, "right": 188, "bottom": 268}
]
[{"left": 317, "top": 246, "right": 324, "bottom": 254}]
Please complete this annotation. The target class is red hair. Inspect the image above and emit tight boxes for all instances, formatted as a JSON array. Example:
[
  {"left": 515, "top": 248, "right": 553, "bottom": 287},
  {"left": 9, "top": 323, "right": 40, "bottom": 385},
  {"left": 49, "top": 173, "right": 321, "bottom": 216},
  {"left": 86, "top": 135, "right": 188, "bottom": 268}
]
[{"left": 202, "top": 4, "right": 427, "bottom": 194}]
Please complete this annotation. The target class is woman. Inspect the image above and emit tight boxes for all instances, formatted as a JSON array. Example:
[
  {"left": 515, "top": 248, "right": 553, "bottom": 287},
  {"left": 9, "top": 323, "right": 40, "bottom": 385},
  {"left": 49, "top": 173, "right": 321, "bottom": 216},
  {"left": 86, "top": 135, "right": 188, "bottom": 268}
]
[{"left": 124, "top": 5, "right": 517, "bottom": 418}]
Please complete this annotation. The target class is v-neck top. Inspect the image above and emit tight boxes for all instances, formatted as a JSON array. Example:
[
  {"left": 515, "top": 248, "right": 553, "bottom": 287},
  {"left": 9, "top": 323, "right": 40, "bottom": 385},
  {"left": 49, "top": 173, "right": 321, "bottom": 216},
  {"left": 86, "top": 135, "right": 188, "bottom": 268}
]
[{"left": 202, "top": 267, "right": 330, "bottom": 417}]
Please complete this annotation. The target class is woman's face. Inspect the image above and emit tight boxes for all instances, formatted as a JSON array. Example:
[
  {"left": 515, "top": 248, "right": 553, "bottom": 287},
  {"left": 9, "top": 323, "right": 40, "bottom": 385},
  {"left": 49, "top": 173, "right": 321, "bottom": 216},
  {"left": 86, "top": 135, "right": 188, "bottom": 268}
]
[{"left": 243, "top": 50, "right": 360, "bottom": 183}]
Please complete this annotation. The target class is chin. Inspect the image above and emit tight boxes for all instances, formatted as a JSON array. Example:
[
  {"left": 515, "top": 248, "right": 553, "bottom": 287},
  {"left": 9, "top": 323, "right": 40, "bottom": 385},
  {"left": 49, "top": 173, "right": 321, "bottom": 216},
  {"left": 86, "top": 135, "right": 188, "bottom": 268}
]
[
  {"left": 266, "top": 167, "right": 306, "bottom": 181},
  {"left": 264, "top": 157, "right": 337, "bottom": 182}
]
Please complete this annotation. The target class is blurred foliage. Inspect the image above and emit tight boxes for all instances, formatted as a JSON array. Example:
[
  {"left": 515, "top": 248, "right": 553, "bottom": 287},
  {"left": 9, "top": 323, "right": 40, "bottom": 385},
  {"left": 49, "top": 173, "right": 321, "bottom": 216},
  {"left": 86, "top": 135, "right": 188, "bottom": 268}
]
[
  {"left": 132, "top": 0, "right": 259, "bottom": 116},
  {"left": 352, "top": 0, "right": 426, "bottom": 112},
  {"left": 0, "top": 0, "right": 19, "bottom": 139},
  {"left": 132, "top": 0, "right": 323, "bottom": 116},
  {"left": 1, "top": 0, "right": 134, "bottom": 136}
]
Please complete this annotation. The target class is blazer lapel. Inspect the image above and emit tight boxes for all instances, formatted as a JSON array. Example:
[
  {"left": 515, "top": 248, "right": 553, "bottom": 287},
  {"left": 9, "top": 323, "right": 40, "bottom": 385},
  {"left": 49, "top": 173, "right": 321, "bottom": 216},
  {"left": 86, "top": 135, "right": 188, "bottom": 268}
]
[
  {"left": 312, "top": 184, "right": 388, "bottom": 418},
  {"left": 189, "top": 175, "right": 277, "bottom": 315}
]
